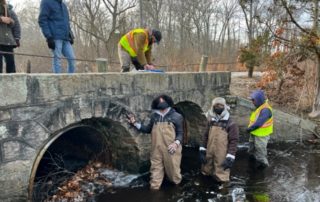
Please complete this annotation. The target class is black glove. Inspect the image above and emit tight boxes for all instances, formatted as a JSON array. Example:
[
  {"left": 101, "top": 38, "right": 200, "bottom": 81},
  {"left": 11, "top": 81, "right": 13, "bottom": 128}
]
[
  {"left": 221, "top": 157, "right": 235, "bottom": 170},
  {"left": 47, "top": 38, "right": 55, "bottom": 50},
  {"left": 131, "top": 57, "right": 144, "bottom": 70},
  {"left": 199, "top": 149, "right": 207, "bottom": 164},
  {"left": 69, "top": 33, "right": 74, "bottom": 45},
  {"left": 15, "top": 39, "right": 20, "bottom": 47}
]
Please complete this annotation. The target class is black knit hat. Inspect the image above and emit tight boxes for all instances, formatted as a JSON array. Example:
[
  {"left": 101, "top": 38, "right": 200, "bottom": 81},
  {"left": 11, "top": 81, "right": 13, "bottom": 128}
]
[{"left": 152, "top": 29, "right": 162, "bottom": 44}]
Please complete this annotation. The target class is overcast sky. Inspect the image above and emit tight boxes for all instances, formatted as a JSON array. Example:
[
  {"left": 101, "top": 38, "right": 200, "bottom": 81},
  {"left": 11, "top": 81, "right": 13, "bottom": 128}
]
[{"left": 8, "top": 0, "right": 37, "bottom": 10}]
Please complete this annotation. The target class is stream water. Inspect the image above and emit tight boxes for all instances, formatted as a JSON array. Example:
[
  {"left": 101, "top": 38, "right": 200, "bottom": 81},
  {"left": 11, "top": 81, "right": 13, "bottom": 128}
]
[{"left": 95, "top": 142, "right": 320, "bottom": 202}]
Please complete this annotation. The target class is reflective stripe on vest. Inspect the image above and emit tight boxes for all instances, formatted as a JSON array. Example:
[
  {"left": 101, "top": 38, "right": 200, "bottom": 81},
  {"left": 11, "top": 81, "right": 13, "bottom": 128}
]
[
  {"left": 119, "top": 29, "right": 149, "bottom": 57},
  {"left": 248, "top": 101, "right": 273, "bottom": 137}
]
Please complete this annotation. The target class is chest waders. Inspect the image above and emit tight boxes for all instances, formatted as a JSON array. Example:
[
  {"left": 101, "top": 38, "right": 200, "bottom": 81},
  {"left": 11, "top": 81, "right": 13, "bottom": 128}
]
[
  {"left": 201, "top": 125, "right": 230, "bottom": 182},
  {"left": 150, "top": 122, "right": 182, "bottom": 189}
]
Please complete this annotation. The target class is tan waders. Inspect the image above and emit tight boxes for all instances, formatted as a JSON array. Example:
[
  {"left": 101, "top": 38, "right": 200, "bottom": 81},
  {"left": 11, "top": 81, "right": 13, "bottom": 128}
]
[
  {"left": 201, "top": 126, "right": 230, "bottom": 182},
  {"left": 150, "top": 122, "right": 182, "bottom": 190}
]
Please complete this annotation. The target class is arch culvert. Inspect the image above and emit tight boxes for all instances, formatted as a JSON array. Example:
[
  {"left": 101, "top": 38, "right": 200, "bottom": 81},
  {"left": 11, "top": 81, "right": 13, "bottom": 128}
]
[{"left": 31, "top": 125, "right": 110, "bottom": 201}]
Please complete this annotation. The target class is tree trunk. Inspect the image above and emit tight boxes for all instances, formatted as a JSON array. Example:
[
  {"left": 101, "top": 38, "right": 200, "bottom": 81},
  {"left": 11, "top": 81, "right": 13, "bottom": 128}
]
[
  {"left": 309, "top": 54, "right": 320, "bottom": 118},
  {"left": 248, "top": 65, "right": 254, "bottom": 78}
]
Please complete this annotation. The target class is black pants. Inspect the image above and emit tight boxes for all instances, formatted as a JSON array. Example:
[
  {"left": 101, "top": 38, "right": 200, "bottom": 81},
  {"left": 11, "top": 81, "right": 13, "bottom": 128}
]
[{"left": 0, "top": 45, "right": 16, "bottom": 73}]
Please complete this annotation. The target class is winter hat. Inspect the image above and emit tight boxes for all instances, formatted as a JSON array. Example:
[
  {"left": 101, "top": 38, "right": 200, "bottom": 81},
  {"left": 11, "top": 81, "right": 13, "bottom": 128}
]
[
  {"left": 211, "top": 97, "right": 230, "bottom": 110},
  {"left": 152, "top": 29, "right": 162, "bottom": 44}
]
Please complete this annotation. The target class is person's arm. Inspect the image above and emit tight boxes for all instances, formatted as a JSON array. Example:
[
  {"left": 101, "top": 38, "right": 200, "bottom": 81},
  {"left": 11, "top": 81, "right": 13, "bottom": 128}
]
[
  {"left": 136, "top": 114, "right": 155, "bottom": 133},
  {"left": 173, "top": 113, "right": 184, "bottom": 144},
  {"left": 145, "top": 46, "right": 152, "bottom": 64},
  {"left": 134, "top": 33, "right": 147, "bottom": 66},
  {"left": 200, "top": 120, "right": 210, "bottom": 148},
  {"left": 10, "top": 10, "right": 21, "bottom": 40},
  {"left": 247, "top": 108, "right": 272, "bottom": 132},
  {"left": 227, "top": 121, "right": 239, "bottom": 157},
  {"left": 38, "top": 0, "right": 52, "bottom": 39}
]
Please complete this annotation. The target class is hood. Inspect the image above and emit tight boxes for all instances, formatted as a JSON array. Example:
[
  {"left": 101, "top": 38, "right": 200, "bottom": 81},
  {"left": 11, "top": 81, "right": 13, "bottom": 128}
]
[
  {"left": 206, "top": 97, "right": 230, "bottom": 121},
  {"left": 250, "top": 90, "right": 266, "bottom": 107}
]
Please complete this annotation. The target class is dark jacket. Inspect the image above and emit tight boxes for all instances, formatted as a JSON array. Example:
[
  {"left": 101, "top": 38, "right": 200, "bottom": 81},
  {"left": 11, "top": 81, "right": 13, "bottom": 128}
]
[
  {"left": 38, "top": 0, "right": 72, "bottom": 41},
  {"left": 202, "top": 118, "right": 239, "bottom": 156},
  {"left": 138, "top": 108, "right": 184, "bottom": 143},
  {"left": 247, "top": 90, "right": 272, "bottom": 132},
  {"left": 0, "top": 4, "right": 20, "bottom": 46}
]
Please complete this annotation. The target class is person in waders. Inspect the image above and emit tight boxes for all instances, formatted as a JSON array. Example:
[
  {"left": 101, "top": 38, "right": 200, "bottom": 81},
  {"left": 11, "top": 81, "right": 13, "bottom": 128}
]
[
  {"left": 199, "top": 97, "right": 239, "bottom": 184},
  {"left": 127, "top": 94, "right": 184, "bottom": 190},
  {"left": 247, "top": 90, "right": 273, "bottom": 170}
]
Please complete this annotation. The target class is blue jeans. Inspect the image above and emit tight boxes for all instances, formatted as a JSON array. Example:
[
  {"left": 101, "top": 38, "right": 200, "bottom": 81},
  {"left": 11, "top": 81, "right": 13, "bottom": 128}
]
[{"left": 52, "top": 40, "right": 75, "bottom": 73}]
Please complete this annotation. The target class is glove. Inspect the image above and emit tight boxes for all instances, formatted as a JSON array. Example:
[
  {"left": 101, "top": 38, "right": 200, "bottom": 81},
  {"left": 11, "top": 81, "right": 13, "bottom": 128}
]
[
  {"left": 199, "top": 147, "right": 207, "bottom": 164},
  {"left": 168, "top": 142, "right": 178, "bottom": 155},
  {"left": 131, "top": 57, "right": 144, "bottom": 70},
  {"left": 47, "top": 38, "right": 55, "bottom": 50},
  {"left": 15, "top": 39, "right": 20, "bottom": 47},
  {"left": 221, "top": 156, "right": 235, "bottom": 170},
  {"left": 69, "top": 33, "right": 74, "bottom": 45}
]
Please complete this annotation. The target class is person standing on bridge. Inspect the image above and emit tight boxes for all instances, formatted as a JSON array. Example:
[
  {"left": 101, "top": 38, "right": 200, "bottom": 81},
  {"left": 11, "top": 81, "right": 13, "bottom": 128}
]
[
  {"left": 0, "top": 0, "right": 21, "bottom": 73},
  {"left": 38, "top": 0, "right": 76, "bottom": 73},
  {"left": 247, "top": 90, "right": 273, "bottom": 170},
  {"left": 118, "top": 28, "right": 162, "bottom": 72},
  {"left": 127, "top": 94, "right": 184, "bottom": 190},
  {"left": 199, "top": 97, "right": 239, "bottom": 184}
]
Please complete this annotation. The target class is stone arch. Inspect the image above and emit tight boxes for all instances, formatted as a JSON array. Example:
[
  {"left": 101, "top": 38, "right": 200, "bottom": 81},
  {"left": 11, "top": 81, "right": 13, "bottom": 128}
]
[
  {"left": 174, "top": 101, "right": 207, "bottom": 146},
  {"left": 28, "top": 100, "right": 142, "bottom": 200}
]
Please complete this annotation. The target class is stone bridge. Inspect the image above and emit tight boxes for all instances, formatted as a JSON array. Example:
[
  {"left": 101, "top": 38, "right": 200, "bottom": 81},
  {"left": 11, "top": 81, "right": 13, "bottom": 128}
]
[{"left": 0, "top": 72, "right": 316, "bottom": 201}]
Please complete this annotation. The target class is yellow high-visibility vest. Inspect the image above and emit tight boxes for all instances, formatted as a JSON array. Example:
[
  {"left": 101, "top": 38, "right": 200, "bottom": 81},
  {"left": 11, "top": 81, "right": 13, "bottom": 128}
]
[
  {"left": 119, "top": 28, "right": 149, "bottom": 57},
  {"left": 248, "top": 101, "right": 273, "bottom": 137}
]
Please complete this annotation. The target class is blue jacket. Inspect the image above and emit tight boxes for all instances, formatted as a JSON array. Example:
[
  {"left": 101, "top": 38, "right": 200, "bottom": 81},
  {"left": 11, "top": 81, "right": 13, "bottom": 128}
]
[
  {"left": 38, "top": 0, "right": 71, "bottom": 41},
  {"left": 247, "top": 90, "right": 272, "bottom": 132}
]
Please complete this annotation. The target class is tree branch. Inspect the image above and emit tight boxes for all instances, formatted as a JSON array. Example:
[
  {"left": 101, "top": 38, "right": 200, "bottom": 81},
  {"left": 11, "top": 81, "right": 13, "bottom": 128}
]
[{"left": 280, "top": 0, "right": 310, "bottom": 34}]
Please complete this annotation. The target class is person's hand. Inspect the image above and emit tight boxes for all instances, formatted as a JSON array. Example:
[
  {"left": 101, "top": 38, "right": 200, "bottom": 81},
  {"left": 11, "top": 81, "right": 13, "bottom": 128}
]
[
  {"left": 0, "top": 16, "right": 13, "bottom": 24},
  {"left": 15, "top": 39, "right": 20, "bottom": 47},
  {"left": 168, "top": 142, "right": 178, "bottom": 154},
  {"left": 199, "top": 147, "right": 207, "bottom": 164},
  {"left": 126, "top": 114, "right": 136, "bottom": 125},
  {"left": 46, "top": 38, "right": 55, "bottom": 50},
  {"left": 144, "top": 64, "right": 155, "bottom": 70},
  {"left": 221, "top": 156, "right": 235, "bottom": 170}
]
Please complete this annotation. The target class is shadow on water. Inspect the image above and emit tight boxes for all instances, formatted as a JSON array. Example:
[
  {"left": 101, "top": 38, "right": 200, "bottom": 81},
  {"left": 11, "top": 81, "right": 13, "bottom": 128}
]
[{"left": 96, "top": 143, "right": 320, "bottom": 202}]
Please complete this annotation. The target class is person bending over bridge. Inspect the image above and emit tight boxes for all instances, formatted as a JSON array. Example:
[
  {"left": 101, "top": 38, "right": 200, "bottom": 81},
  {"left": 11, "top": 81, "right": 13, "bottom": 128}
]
[{"left": 118, "top": 28, "right": 162, "bottom": 72}]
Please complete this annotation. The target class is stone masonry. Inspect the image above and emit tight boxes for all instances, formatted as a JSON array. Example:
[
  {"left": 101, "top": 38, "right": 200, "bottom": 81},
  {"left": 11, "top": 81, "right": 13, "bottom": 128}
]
[
  {"left": 0, "top": 72, "right": 316, "bottom": 201},
  {"left": 0, "top": 72, "right": 230, "bottom": 201}
]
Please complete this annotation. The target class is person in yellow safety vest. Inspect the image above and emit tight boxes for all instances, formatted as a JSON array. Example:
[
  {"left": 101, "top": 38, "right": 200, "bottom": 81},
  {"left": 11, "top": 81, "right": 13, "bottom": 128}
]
[
  {"left": 118, "top": 28, "right": 162, "bottom": 72},
  {"left": 127, "top": 94, "right": 184, "bottom": 190},
  {"left": 247, "top": 90, "right": 273, "bottom": 170}
]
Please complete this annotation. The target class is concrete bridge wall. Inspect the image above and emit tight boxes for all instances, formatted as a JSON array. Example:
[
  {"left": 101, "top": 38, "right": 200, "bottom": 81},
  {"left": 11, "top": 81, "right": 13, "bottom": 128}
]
[
  {"left": 0, "top": 72, "right": 230, "bottom": 201},
  {"left": 0, "top": 72, "right": 316, "bottom": 201}
]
